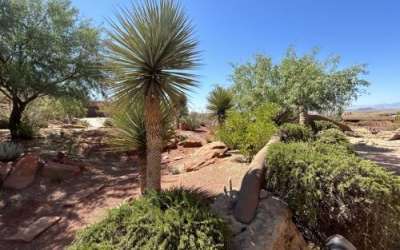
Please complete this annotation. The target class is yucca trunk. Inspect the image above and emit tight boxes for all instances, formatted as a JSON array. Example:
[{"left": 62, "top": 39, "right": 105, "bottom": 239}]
[
  {"left": 138, "top": 152, "right": 147, "bottom": 194},
  {"left": 144, "top": 94, "right": 162, "bottom": 191}
]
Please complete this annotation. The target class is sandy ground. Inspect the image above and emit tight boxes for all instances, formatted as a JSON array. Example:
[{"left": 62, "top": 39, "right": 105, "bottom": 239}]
[
  {"left": 0, "top": 127, "right": 248, "bottom": 250},
  {"left": 349, "top": 127, "right": 400, "bottom": 175}
]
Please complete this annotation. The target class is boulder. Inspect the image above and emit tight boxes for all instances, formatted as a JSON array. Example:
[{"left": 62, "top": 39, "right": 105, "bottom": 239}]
[
  {"left": 389, "top": 132, "right": 400, "bottom": 141},
  {"left": 234, "top": 136, "right": 280, "bottom": 224},
  {"left": 178, "top": 139, "right": 203, "bottom": 148},
  {"left": 5, "top": 216, "right": 61, "bottom": 242},
  {"left": 184, "top": 141, "right": 228, "bottom": 172},
  {"left": 3, "top": 154, "right": 40, "bottom": 190},
  {"left": 41, "top": 161, "right": 81, "bottom": 180},
  {"left": 232, "top": 196, "right": 308, "bottom": 250}
]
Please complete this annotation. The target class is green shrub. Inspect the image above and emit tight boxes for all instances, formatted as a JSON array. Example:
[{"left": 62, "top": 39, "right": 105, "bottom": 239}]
[
  {"left": 0, "top": 142, "right": 23, "bottom": 162},
  {"left": 216, "top": 103, "right": 278, "bottom": 159},
  {"left": 278, "top": 123, "right": 312, "bottom": 142},
  {"left": 316, "top": 128, "right": 350, "bottom": 148},
  {"left": 311, "top": 120, "right": 339, "bottom": 133},
  {"left": 15, "top": 119, "right": 39, "bottom": 140},
  {"left": 180, "top": 113, "right": 201, "bottom": 131},
  {"left": 69, "top": 188, "right": 230, "bottom": 250},
  {"left": 265, "top": 142, "right": 400, "bottom": 249}
]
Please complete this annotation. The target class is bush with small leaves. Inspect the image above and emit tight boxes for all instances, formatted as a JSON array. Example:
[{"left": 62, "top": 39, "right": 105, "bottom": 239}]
[
  {"left": 69, "top": 188, "right": 230, "bottom": 250},
  {"left": 0, "top": 142, "right": 23, "bottom": 162},
  {"left": 311, "top": 120, "right": 339, "bottom": 133},
  {"left": 279, "top": 123, "right": 313, "bottom": 142},
  {"left": 316, "top": 128, "right": 350, "bottom": 148},
  {"left": 14, "top": 119, "right": 38, "bottom": 140},
  {"left": 180, "top": 113, "right": 201, "bottom": 131},
  {"left": 265, "top": 142, "right": 400, "bottom": 249},
  {"left": 216, "top": 103, "right": 278, "bottom": 159}
]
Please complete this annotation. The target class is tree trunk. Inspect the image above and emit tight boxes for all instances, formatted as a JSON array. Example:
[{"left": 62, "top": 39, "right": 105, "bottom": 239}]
[
  {"left": 298, "top": 106, "right": 309, "bottom": 126},
  {"left": 144, "top": 94, "right": 162, "bottom": 191},
  {"left": 138, "top": 152, "right": 147, "bottom": 194},
  {"left": 9, "top": 99, "right": 26, "bottom": 140}
]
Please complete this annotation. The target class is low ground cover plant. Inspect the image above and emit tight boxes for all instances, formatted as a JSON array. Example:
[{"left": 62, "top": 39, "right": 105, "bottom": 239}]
[
  {"left": 265, "top": 140, "right": 400, "bottom": 249},
  {"left": 0, "top": 142, "right": 23, "bottom": 162},
  {"left": 311, "top": 120, "right": 339, "bottom": 133},
  {"left": 216, "top": 103, "right": 278, "bottom": 159},
  {"left": 69, "top": 188, "right": 230, "bottom": 250},
  {"left": 278, "top": 123, "right": 313, "bottom": 142}
]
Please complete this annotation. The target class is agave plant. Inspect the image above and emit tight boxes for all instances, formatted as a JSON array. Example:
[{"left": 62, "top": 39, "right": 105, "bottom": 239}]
[
  {"left": 0, "top": 142, "right": 23, "bottom": 162},
  {"left": 106, "top": 0, "right": 199, "bottom": 191},
  {"left": 109, "top": 102, "right": 174, "bottom": 193},
  {"left": 207, "top": 86, "right": 234, "bottom": 125}
]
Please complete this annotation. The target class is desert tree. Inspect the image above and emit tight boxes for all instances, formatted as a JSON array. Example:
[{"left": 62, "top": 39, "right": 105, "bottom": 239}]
[
  {"left": 277, "top": 48, "right": 369, "bottom": 125},
  {"left": 230, "top": 49, "right": 369, "bottom": 125},
  {"left": 0, "top": 0, "right": 104, "bottom": 139},
  {"left": 106, "top": 0, "right": 200, "bottom": 191},
  {"left": 207, "top": 86, "right": 233, "bottom": 125}
]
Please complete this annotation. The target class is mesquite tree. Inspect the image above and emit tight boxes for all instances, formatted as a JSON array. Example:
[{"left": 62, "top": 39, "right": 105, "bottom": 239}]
[{"left": 0, "top": 0, "right": 104, "bottom": 139}]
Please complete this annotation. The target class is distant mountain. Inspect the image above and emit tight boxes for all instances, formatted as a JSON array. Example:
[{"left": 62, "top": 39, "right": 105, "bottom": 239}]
[{"left": 348, "top": 102, "right": 400, "bottom": 112}]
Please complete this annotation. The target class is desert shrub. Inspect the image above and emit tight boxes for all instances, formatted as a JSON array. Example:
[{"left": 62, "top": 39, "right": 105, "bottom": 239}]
[
  {"left": 14, "top": 119, "right": 39, "bottom": 140},
  {"left": 180, "top": 113, "right": 201, "bottom": 131},
  {"left": 316, "top": 128, "right": 350, "bottom": 148},
  {"left": 311, "top": 120, "right": 339, "bottom": 133},
  {"left": 216, "top": 103, "right": 278, "bottom": 159},
  {"left": 69, "top": 188, "right": 229, "bottom": 250},
  {"left": 265, "top": 142, "right": 400, "bottom": 249},
  {"left": 0, "top": 142, "right": 23, "bottom": 162},
  {"left": 278, "top": 123, "right": 312, "bottom": 142}
]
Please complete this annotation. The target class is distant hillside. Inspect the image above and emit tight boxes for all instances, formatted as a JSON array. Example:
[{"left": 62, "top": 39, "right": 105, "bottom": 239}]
[{"left": 348, "top": 102, "right": 400, "bottom": 112}]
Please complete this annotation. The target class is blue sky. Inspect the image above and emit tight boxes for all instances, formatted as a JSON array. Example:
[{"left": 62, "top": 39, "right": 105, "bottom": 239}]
[{"left": 71, "top": 0, "right": 400, "bottom": 111}]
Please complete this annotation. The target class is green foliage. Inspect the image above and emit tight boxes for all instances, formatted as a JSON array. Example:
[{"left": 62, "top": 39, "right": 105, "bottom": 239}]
[
  {"left": 106, "top": 0, "right": 200, "bottom": 108},
  {"left": 207, "top": 86, "right": 234, "bottom": 124},
  {"left": 180, "top": 112, "right": 201, "bottom": 131},
  {"left": 229, "top": 49, "right": 368, "bottom": 115},
  {"left": 69, "top": 188, "right": 229, "bottom": 250},
  {"left": 277, "top": 48, "right": 369, "bottom": 114},
  {"left": 14, "top": 119, "right": 39, "bottom": 139},
  {"left": 279, "top": 123, "right": 312, "bottom": 142},
  {"left": 316, "top": 128, "right": 349, "bottom": 147},
  {"left": 311, "top": 120, "right": 339, "bottom": 133},
  {"left": 0, "top": 0, "right": 104, "bottom": 108},
  {"left": 230, "top": 55, "right": 280, "bottom": 112},
  {"left": 109, "top": 103, "right": 174, "bottom": 153},
  {"left": 217, "top": 103, "right": 278, "bottom": 159},
  {"left": 266, "top": 142, "right": 400, "bottom": 249},
  {"left": 0, "top": 142, "right": 23, "bottom": 162}
]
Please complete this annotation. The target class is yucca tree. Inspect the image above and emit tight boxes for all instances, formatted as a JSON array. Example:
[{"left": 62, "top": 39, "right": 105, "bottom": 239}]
[
  {"left": 106, "top": 0, "right": 199, "bottom": 191},
  {"left": 207, "top": 86, "right": 234, "bottom": 125},
  {"left": 109, "top": 103, "right": 174, "bottom": 193}
]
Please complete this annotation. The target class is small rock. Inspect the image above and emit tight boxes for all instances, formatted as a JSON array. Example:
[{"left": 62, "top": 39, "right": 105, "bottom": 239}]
[
  {"left": 5, "top": 216, "right": 61, "bottom": 242},
  {"left": 178, "top": 140, "right": 203, "bottom": 148},
  {"left": 172, "top": 156, "right": 184, "bottom": 161},
  {"left": 3, "top": 154, "right": 40, "bottom": 190},
  {"left": 259, "top": 189, "right": 269, "bottom": 199},
  {"left": 41, "top": 161, "right": 81, "bottom": 180}
]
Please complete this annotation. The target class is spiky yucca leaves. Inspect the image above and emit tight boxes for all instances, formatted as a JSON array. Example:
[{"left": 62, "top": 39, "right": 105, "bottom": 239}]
[
  {"left": 109, "top": 103, "right": 174, "bottom": 193},
  {"left": 207, "top": 86, "right": 234, "bottom": 125},
  {"left": 106, "top": 0, "right": 200, "bottom": 191}
]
